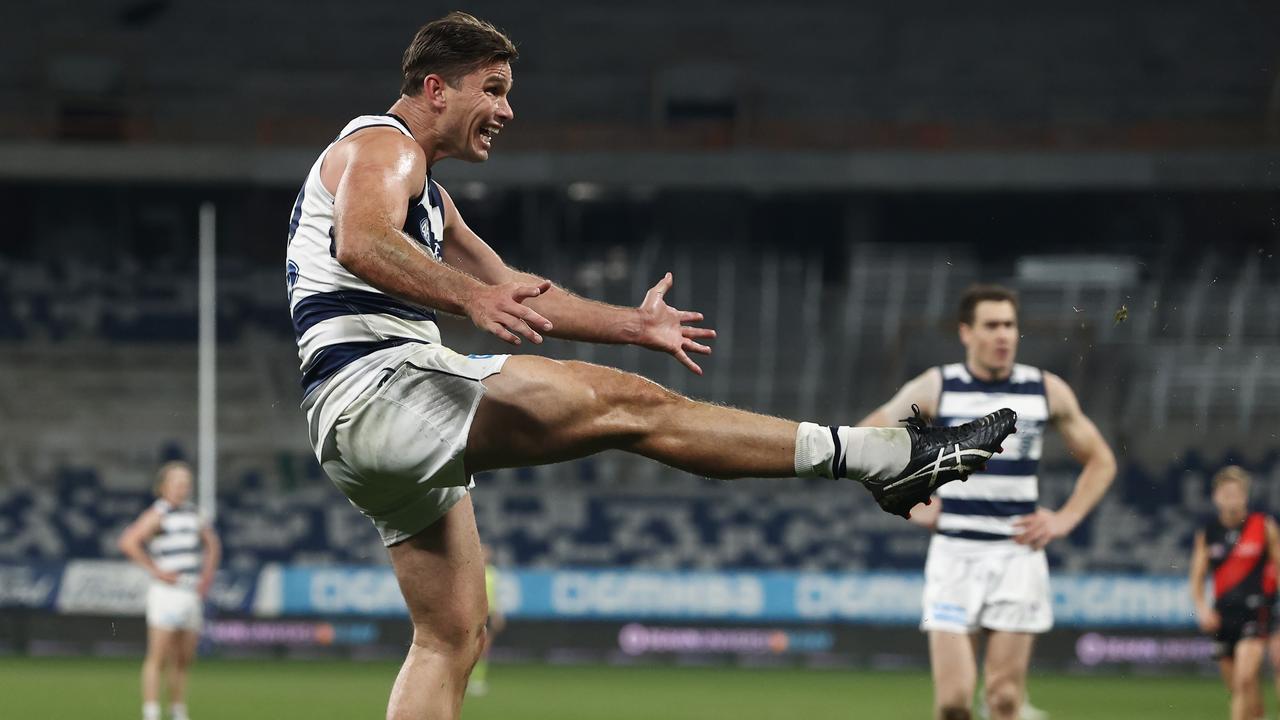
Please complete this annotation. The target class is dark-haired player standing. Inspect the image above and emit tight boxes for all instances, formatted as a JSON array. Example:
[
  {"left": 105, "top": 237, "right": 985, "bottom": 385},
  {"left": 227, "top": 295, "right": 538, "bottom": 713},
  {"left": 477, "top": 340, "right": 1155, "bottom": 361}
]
[{"left": 859, "top": 285, "right": 1115, "bottom": 720}]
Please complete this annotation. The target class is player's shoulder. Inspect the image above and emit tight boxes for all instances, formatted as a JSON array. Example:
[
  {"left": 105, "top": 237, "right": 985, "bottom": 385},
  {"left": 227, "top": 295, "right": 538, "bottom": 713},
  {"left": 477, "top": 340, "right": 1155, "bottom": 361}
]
[
  {"left": 325, "top": 122, "right": 425, "bottom": 201},
  {"left": 1011, "top": 363, "right": 1045, "bottom": 384},
  {"left": 334, "top": 116, "right": 423, "bottom": 164},
  {"left": 342, "top": 126, "right": 422, "bottom": 161},
  {"left": 337, "top": 114, "right": 413, "bottom": 139},
  {"left": 938, "top": 362, "right": 968, "bottom": 381},
  {"left": 1037, "top": 368, "right": 1077, "bottom": 399}
]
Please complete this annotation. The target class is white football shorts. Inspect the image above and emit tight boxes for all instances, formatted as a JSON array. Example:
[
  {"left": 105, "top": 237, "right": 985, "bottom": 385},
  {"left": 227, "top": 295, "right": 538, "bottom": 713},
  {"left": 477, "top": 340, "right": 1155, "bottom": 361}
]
[
  {"left": 920, "top": 534, "right": 1053, "bottom": 634},
  {"left": 146, "top": 581, "right": 203, "bottom": 632},
  {"left": 311, "top": 343, "right": 508, "bottom": 546}
]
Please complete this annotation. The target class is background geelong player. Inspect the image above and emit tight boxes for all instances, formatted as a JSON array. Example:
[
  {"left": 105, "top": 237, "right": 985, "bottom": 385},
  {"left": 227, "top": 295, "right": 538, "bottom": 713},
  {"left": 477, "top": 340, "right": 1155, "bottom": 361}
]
[
  {"left": 1189, "top": 466, "right": 1280, "bottom": 720},
  {"left": 858, "top": 284, "right": 1115, "bottom": 720},
  {"left": 118, "top": 461, "right": 221, "bottom": 720}
]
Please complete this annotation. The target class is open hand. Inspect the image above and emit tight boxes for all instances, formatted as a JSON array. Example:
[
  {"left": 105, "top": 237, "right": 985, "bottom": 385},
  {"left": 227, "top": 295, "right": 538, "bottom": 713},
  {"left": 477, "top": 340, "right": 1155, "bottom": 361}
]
[
  {"left": 1012, "top": 507, "right": 1074, "bottom": 550},
  {"left": 153, "top": 569, "right": 180, "bottom": 585},
  {"left": 637, "top": 272, "right": 716, "bottom": 374},
  {"left": 468, "top": 280, "right": 554, "bottom": 346},
  {"left": 907, "top": 497, "right": 941, "bottom": 530}
]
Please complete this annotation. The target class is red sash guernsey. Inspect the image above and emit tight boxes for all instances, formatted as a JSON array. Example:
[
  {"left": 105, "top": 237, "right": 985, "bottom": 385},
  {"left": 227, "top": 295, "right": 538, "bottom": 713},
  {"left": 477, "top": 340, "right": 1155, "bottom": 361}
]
[{"left": 1211, "top": 512, "right": 1271, "bottom": 604}]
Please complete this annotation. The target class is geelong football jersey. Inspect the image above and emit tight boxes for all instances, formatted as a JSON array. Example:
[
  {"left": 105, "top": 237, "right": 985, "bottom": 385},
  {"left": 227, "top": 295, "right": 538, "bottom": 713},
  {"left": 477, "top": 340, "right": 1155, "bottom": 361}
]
[
  {"left": 148, "top": 500, "right": 204, "bottom": 578},
  {"left": 285, "top": 114, "right": 445, "bottom": 397},
  {"left": 935, "top": 363, "right": 1049, "bottom": 542},
  {"left": 1205, "top": 512, "right": 1274, "bottom": 611}
]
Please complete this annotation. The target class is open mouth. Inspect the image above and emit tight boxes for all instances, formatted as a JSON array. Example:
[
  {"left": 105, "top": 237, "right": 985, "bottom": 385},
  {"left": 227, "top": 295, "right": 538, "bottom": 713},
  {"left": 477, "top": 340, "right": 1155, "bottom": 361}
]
[{"left": 478, "top": 124, "right": 501, "bottom": 148}]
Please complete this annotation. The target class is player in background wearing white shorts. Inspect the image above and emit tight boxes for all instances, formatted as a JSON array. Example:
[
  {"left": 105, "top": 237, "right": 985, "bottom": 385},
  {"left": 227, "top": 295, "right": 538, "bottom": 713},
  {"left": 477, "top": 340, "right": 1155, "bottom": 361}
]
[
  {"left": 286, "top": 13, "right": 1016, "bottom": 720},
  {"left": 118, "top": 461, "right": 221, "bottom": 720},
  {"left": 858, "top": 285, "right": 1115, "bottom": 720}
]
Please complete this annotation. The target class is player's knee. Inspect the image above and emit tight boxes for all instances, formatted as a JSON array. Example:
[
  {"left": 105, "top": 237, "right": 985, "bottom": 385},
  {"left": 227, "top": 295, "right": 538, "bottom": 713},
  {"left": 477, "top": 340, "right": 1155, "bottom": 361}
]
[
  {"left": 984, "top": 685, "right": 1020, "bottom": 719},
  {"left": 410, "top": 609, "right": 487, "bottom": 667},
  {"left": 507, "top": 359, "right": 605, "bottom": 432},
  {"left": 470, "top": 624, "right": 489, "bottom": 667},
  {"left": 935, "top": 684, "right": 973, "bottom": 720},
  {"left": 1234, "top": 673, "right": 1259, "bottom": 695},
  {"left": 566, "top": 362, "right": 682, "bottom": 435}
]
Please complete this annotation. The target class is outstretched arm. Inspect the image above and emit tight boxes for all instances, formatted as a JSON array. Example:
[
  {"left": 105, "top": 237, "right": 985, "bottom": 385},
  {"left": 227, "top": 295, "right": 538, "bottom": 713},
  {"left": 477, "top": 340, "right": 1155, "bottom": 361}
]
[
  {"left": 326, "top": 129, "right": 553, "bottom": 347},
  {"left": 439, "top": 184, "right": 715, "bottom": 374},
  {"left": 1013, "top": 371, "right": 1116, "bottom": 549}
]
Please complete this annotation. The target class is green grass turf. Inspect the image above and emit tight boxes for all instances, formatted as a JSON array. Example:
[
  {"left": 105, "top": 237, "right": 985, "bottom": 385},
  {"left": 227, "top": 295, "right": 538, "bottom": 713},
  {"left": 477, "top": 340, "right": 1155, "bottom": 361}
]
[{"left": 0, "top": 656, "right": 1249, "bottom": 719}]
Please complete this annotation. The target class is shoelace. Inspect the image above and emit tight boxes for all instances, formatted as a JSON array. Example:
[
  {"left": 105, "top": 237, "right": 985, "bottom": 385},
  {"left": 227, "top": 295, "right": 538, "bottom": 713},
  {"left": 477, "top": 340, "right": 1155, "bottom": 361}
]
[
  {"left": 899, "top": 403, "right": 971, "bottom": 445},
  {"left": 899, "top": 404, "right": 926, "bottom": 430}
]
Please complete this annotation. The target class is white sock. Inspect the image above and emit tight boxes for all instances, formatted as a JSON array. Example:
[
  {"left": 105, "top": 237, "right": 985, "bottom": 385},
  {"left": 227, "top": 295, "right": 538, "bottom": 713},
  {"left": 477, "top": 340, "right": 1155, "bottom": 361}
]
[
  {"left": 794, "top": 422, "right": 909, "bottom": 482},
  {"left": 171, "top": 703, "right": 189, "bottom": 720},
  {"left": 142, "top": 702, "right": 160, "bottom": 720}
]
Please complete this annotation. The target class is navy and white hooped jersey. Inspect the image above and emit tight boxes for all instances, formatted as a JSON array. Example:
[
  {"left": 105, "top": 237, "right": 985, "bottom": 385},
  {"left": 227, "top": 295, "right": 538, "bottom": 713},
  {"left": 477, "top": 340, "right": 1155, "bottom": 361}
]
[
  {"left": 935, "top": 363, "right": 1050, "bottom": 542},
  {"left": 286, "top": 114, "right": 445, "bottom": 397},
  {"left": 147, "top": 500, "right": 204, "bottom": 578}
]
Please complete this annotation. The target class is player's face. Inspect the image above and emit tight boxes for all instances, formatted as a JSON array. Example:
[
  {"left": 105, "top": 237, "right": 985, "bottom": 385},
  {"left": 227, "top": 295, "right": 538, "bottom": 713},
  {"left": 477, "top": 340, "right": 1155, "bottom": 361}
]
[
  {"left": 160, "top": 469, "right": 193, "bottom": 504},
  {"left": 1213, "top": 481, "right": 1248, "bottom": 526},
  {"left": 960, "top": 300, "right": 1019, "bottom": 376},
  {"left": 442, "top": 61, "right": 514, "bottom": 162}
]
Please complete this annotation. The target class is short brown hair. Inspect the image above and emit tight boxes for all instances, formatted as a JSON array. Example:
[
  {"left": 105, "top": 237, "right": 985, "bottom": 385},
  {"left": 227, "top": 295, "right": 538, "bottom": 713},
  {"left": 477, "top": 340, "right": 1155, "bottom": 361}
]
[
  {"left": 401, "top": 12, "right": 518, "bottom": 96},
  {"left": 958, "top": 284, "right": 1019, "bottom": 326},
  {"left": 1213, "top": 465, "right": 1251, "bottom": 492}
]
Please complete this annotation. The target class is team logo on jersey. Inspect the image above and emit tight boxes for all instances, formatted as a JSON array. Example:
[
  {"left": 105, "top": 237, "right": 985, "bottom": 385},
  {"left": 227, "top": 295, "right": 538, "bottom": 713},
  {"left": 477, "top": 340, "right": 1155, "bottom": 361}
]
[
  {"left": 418, "top": 217, "right": 443, "bottom": 260},
  {"left": 405, "top": 203, "right": 443, "bottom": 260},
  {"left": 286, "top": 260, "right": 300, "bottom": 301}
]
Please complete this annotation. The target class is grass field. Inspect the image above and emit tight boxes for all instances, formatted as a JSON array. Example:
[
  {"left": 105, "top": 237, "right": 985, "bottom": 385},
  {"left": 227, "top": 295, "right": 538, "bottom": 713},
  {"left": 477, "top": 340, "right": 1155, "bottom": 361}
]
[{"left": 0, "top": 657, "right": 1248, "bottom": 719}]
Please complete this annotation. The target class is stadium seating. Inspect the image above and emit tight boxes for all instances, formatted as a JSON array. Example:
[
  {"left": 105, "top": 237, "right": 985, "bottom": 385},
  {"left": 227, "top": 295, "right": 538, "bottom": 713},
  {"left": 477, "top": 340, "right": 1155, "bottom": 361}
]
[
  {"left": 2, "top": 229, "right": 1277, "bottom": 446},
  {"left": 2, "top": 1, "right": 1272, "bottom": 149},
  {"left": 2, "top": 218, "right": 1275, "bottom": 575},
  {"left": 0, "top": 450, "right": 1275, "bottom": 574}
]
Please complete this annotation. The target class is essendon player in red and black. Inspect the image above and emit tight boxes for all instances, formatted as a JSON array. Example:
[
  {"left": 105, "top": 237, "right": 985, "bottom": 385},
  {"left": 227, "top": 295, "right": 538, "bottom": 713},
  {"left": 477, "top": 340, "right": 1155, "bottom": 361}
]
[{"left": 1190, "top": 466, "right": 1280, "bottom": 720}]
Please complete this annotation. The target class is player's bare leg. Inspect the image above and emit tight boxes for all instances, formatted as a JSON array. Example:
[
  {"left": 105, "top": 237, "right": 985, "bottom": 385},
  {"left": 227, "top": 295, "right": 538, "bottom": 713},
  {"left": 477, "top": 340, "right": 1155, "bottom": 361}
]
[
  {"left": 141, "top": 626, "right": 177, "bottom": 720},
  {"left": 466, "top": 356, "right": 1013, "bottom": 494},
  {"left": 1269, "top": 633, "right": 1280, "bottom": 718},
  {"left": 983, "top": 631, "right": 1034, "bottom": 720},
  {"left": 166, "top": 630, "right": 198, "bottom": 720},
  {"left": 929, "top": 631, "right": 979, "bottom": 720},
  {"left": 385, "top": 497, "right": 487, "bottom": 720},
  {"left": 1230, "top": 639, "right": 1266, "bottom": 720},
  {"left": 1219, "top": 656, "right": 1237, "bottom": 713},
  {"left": 467, "top": 356, "right": 798, "bottom": 478},
  {"left": 377, "top": 354, "right": 1013, "bottom": 719}
]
